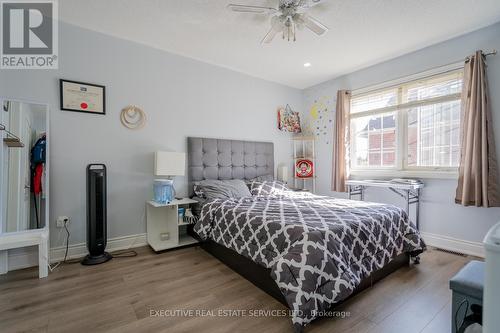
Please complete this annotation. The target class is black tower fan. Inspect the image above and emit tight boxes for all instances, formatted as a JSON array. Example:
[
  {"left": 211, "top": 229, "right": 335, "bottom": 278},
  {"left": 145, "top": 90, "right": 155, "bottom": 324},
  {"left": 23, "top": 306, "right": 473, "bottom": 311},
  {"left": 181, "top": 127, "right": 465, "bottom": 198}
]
[{"left": 81, "top": 164, "right": 112, "bottom": 265}]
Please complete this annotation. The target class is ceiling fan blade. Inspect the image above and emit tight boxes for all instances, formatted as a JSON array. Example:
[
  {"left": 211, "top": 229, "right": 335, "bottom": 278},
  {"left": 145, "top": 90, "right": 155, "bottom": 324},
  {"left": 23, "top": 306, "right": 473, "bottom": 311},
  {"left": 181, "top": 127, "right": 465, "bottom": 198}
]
[
  {"left": 261, "top": 19, "right": 283, "bottom": 44},
  {"left": 227, "top": 4, "right": 277, "bottom": 14},
  {"left": 302, "top": 14, "right": 328, "bottom": 35},
  {"left": 298, "top": 0, "right": 325, "bottom": 9}
]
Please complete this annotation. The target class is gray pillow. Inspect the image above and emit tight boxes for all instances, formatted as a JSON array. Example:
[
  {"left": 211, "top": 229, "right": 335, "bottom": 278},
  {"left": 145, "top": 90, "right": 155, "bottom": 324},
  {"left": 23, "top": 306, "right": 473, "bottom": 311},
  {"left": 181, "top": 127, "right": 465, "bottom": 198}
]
[
  {"left": 193, "top": 179, "right": 251, "bottom": 200},
  {"left": 248, "top": 174, "right": 274, "bottom": 182}
]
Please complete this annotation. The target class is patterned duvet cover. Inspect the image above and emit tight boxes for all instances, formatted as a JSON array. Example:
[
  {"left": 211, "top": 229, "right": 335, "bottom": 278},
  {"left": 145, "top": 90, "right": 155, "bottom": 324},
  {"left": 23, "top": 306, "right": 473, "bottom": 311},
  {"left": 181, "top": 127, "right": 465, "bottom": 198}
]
[{"left": 194, "top": 191, "right": 425, "bottom": 329}]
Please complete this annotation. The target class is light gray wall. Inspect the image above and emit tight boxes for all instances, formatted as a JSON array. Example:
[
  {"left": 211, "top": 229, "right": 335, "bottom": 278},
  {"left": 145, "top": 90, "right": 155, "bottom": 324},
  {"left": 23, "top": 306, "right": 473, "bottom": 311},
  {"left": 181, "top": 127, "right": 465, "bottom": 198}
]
[
  {"left": 2, "top": 19, "right": 499, "bottom": 251},
  {"left": 303, "top": 22, "right": 500, "bottom": 244},
  {"left": 0, "top": 23, "right": 302, "bottom": 247}
]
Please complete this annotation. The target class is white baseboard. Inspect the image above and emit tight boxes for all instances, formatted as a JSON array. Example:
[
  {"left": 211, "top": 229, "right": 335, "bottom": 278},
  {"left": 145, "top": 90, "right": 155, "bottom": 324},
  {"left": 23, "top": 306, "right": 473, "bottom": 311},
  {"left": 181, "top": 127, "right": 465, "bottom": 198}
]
[
  {"left": 6, "top": 231, "right": 484, "bottom": 272},
  {"left": 6, "top": 233, "right": 148, "bottom": 272},
  {"left": 0, "top": 250, "right": 8, "bottom": 274},
  {"left": 50, "top": 233, "right": 148, "bottom": 263},
  {"left": 421, "top": 232, "right": 485, "bottom": 258}
]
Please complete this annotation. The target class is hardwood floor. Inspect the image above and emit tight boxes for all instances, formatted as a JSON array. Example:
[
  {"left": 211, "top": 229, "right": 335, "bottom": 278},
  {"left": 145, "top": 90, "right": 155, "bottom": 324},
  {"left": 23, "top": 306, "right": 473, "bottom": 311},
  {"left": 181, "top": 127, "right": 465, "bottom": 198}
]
[{"left": 0, "top": 246, "right": 473, "bottom": 333}]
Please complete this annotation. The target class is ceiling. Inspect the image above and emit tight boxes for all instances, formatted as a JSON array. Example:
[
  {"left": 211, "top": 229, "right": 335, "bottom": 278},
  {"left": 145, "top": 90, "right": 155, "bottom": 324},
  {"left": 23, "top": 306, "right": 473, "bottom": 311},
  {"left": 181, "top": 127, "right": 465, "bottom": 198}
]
[{"left": 59, "top": 0, "right": 500, "bottom": 89}]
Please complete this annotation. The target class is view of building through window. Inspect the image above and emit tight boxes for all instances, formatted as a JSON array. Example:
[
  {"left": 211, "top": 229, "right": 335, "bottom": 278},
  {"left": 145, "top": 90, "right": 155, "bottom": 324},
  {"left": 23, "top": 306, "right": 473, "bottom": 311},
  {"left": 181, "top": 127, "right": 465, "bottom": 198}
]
[
  {"left": 351, "top": 113, "right": 396, "bottom": 167},
  {"left": 350, "top": 69, "right": 463, "bottom": 171},
  {"left": 407, "top": 100, "right": 461, "bottom": 167}
]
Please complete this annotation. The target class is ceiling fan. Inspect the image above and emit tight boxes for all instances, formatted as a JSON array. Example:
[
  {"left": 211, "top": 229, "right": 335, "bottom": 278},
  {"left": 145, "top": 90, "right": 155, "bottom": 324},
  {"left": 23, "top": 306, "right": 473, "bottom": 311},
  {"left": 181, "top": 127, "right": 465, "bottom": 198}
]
[{"left": 227, "top": 0, "right": 328, "bottom": 44}]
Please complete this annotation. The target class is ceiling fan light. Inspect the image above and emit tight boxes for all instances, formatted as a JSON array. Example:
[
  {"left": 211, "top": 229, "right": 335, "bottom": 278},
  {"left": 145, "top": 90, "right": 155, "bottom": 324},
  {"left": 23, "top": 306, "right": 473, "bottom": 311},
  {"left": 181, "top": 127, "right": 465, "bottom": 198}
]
[
  {"left": 304, "top": 62, "right": 311, "bottom": 67},
  {"left": 230, "top": 0, "right": 327, "bottom": 44}
]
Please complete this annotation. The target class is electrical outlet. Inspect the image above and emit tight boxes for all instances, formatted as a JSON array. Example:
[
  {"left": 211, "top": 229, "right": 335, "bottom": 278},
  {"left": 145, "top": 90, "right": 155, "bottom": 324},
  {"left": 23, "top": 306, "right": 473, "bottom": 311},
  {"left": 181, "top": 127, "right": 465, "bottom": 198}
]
[{"left": 56, "top": 216, "right": 70, "bottom": 228}]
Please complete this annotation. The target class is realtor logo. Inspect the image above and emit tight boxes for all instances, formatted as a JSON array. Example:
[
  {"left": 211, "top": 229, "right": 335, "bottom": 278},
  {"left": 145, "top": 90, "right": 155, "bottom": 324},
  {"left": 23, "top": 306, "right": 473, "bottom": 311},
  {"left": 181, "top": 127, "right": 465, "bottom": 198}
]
[{"left": 1, "top": 0, "right": 58, "bottom": 69}]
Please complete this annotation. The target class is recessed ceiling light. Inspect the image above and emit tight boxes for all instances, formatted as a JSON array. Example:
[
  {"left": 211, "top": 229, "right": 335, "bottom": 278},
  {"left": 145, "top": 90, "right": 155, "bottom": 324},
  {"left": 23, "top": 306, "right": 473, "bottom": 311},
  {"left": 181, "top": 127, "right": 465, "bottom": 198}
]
[{"left": 304, "top": 62, "right": 312, "bottom": 67}]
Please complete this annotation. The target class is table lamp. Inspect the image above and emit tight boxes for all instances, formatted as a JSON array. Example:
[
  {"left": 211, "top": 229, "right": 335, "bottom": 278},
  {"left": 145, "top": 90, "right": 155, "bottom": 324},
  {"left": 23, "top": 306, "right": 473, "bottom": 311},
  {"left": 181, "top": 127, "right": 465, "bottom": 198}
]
[
  {"left": 154, "top": 151, "right": 185, "bottom": 201},
  {"left": 277, "top": 164, "right": 289, "bottom": 184}
]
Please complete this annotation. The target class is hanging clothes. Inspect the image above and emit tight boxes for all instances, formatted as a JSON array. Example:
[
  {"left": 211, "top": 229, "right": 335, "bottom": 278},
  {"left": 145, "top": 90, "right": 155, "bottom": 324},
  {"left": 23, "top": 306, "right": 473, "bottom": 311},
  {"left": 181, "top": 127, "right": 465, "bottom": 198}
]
[
  {"left": 33, "top": 164, "right": 44, "bottom": 194},
  {"left": 30, "top": 134, "right": 46, "bottom": 229}
]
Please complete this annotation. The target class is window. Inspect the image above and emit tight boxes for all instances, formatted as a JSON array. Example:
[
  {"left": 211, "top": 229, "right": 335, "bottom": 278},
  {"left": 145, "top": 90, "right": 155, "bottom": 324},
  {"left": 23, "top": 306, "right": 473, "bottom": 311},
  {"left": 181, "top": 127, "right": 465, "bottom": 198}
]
[{"left": 350, "top": 68, "right": 463, "bottom": 175}]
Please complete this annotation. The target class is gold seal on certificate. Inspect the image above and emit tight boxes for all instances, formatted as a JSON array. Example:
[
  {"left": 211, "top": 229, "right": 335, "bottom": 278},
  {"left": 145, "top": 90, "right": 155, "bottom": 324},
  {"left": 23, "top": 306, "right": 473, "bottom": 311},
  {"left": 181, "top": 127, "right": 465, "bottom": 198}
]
[{"left": 60, "top": 79, "right": 106, "bottom": 115}]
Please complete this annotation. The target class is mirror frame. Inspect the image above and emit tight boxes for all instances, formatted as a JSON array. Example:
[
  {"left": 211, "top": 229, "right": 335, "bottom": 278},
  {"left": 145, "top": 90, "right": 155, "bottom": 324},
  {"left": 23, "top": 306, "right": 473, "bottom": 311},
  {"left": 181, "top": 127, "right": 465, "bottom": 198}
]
[{"left": 0, "top": 97, "right": 50, "bottom": 235}]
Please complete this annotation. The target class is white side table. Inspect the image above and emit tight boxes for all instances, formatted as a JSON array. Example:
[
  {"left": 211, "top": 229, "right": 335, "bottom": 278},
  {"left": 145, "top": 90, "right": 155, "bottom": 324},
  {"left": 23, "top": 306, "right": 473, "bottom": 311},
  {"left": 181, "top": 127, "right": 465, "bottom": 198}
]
[
  {"left": 146, "top": 198, "right": 199, "bottom": 252},
  {"left": 0, "top": 228, "right": 49, "bottom": 278}
]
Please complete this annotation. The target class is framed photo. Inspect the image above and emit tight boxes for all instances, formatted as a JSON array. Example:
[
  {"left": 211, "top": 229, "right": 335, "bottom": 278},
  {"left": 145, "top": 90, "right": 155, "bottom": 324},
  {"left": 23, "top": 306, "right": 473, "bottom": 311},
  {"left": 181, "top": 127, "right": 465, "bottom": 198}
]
[{"left": 60, "top": 79, "right": 106, "bottom": 115}]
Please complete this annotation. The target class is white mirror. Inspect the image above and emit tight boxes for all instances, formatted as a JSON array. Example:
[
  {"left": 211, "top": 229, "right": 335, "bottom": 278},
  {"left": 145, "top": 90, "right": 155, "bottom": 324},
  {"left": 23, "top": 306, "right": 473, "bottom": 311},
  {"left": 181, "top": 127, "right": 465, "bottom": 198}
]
[{"left": 1, "top": 99, "right": 49, "bottom": 233}]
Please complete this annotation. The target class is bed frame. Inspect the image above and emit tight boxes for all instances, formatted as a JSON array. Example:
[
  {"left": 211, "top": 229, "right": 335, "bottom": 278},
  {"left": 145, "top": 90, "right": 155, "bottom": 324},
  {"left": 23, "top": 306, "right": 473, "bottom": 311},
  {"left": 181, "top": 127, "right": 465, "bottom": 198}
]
[
  {"left": 200, "top": 239, "right": 410, "bottom": 308},
  {"left": 187, "top": 137, "right": 414, "bottom": 324}
]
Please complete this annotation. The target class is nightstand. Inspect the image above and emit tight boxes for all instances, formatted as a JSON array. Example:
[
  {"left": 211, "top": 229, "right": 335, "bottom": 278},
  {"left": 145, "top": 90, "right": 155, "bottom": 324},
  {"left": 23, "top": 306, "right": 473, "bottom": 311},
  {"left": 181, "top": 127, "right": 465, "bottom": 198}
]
[{"left": 146, "top": 198, "right": 198, "bottom": 251}]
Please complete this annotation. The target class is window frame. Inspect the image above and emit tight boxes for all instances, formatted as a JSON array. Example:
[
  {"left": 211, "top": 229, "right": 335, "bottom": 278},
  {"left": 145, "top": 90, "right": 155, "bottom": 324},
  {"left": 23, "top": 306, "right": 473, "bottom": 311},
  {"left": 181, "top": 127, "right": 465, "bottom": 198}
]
[{"left": 349, "top": 62, "right": 463, "bottom": 179}]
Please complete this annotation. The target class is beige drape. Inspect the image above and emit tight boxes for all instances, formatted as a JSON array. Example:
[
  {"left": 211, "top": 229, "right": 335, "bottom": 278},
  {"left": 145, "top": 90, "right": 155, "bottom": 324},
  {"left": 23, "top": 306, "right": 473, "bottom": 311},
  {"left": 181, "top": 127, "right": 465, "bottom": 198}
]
[
  {"left": 332, "top": 90, "right": 351, "bottom": 192},
  {"left": 455, "top": 50, "right": 500, "bottom": 207}
]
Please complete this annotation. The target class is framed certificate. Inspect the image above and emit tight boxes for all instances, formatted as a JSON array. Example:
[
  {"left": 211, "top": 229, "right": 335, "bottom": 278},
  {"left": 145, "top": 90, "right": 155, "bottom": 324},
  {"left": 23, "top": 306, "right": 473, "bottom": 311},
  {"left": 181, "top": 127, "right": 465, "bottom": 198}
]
[{"left": 60, "top": 79, "right": 106, "bottom": 115}]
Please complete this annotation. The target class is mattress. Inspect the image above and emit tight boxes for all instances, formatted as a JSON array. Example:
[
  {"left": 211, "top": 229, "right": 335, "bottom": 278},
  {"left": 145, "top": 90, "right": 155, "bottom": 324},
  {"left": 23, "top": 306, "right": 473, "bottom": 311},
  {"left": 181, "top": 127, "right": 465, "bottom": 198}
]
[{"left": 194, "top": 191, "right": 425, "bottom": 329}]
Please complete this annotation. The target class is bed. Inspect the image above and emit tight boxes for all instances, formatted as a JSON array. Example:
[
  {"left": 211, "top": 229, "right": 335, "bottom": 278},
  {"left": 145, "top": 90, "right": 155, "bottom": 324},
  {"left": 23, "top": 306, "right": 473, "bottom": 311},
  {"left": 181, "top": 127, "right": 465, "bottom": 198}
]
[{"left": 188, "top": 137, "right": 425, "bottom": 332}]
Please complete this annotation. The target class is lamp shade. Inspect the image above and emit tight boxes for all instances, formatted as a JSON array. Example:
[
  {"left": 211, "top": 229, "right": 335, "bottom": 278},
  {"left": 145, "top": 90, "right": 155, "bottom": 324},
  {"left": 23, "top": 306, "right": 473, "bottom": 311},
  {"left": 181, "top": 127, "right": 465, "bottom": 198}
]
[
  {"left": 154, "top": 151, "right": 186, "bottom": 176},
  {"left": 277, "top": 164, "right": 289, "bottom": 183}
]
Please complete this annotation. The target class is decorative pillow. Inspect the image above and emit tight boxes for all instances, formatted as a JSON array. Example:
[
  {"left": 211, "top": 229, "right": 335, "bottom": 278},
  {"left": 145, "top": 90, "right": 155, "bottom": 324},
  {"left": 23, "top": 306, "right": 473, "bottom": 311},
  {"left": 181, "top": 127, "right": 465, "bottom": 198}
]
[
  {"left": 193, "top": 184, "right": 206, "bottom": 198},
  {"left": 249, "top": 180, "right": 288, "bottom": 196},
  {"left": 193, "top": 179, "right": 251, "bottom": 200}
]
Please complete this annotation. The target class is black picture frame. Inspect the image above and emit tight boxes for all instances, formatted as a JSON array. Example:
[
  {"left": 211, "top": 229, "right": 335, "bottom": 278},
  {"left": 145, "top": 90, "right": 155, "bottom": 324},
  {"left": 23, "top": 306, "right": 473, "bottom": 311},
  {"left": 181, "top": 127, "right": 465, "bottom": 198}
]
[{"left": 59, "top": 79, "right": 106, "bottom": 115}]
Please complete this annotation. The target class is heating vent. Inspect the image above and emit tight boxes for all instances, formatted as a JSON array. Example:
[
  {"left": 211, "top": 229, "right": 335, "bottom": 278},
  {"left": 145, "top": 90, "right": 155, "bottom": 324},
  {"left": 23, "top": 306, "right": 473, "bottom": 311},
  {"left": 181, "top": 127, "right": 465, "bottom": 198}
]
[{"left": 435, "top": 247, "right": 467, "bottom": 257}]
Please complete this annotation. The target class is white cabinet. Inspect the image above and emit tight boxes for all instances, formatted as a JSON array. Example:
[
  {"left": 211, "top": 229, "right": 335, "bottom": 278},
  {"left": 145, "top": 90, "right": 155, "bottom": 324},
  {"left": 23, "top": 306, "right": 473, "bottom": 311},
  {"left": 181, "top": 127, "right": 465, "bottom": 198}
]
[
  {"left": 146, "top": 198, "right": 198, "bottom": 251},
  {"left": 483, "top": 221, "right": 500, "bottom": 333}
]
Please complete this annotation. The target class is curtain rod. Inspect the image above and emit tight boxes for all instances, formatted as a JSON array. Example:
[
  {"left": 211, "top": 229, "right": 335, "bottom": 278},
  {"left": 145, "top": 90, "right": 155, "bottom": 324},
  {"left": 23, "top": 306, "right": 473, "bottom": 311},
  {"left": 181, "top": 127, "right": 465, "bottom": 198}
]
[
  {"left": 351, "top": 61, "right": 463, "bottom": 97},
  {"left": 483, "top": 50, "right": 498, "bottom": 57},
  {"left": 465, "top": 50, "right": 497, "bottom": 62},
  {"left": 351, "top": 50, "right": 497, "bottom": 95}
]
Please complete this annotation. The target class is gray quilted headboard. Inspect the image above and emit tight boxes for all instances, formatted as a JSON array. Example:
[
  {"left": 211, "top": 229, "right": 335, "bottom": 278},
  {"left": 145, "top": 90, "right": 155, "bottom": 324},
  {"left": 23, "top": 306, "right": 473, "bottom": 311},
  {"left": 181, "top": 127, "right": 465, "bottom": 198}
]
[{"left": 187, "top": 137, "right": 274, "bottom": 196}]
